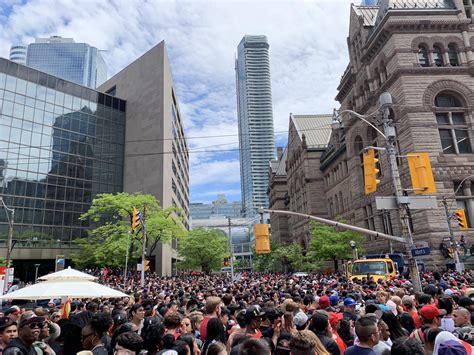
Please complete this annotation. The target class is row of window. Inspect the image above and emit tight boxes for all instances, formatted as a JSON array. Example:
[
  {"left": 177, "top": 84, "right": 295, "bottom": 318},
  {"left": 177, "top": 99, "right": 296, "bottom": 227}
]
[{"left": 418, "top": 43, "right": 459, "bottom": 67}]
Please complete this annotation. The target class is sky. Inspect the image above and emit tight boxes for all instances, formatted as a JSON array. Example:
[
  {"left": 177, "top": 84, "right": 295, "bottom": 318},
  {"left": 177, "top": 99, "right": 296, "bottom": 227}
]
[{"left": 0, "top": 0, "right": 354, "bottom": 204}]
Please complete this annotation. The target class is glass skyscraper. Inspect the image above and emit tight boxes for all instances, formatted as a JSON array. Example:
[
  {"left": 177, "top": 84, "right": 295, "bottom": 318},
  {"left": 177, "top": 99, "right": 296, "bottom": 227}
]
[
  {"left": 236, "top": 35, "right": 275, "bottom": 217},
  {"left": 0, "top": 58, "right": 125, "bottom": 249},
  {"left": 25, "top": 36, "right": 107, "bottom": 89}
]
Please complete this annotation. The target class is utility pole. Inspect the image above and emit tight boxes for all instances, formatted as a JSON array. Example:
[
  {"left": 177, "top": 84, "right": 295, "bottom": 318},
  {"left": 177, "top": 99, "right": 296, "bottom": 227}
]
[
  {"left": 140, "top": 205, "right": 147, "bottom": 288},
  {"left": 227, "top": 216, "right": 234, "bottom": 281},
  {"left": 124, "top": 230, "right": 131, "bottom": 287},
  {"left": 380, "top": 96, "right": 422, "bottom": 292},
  {"left": 0, "top": 198, "right": 14, "bottom": 294},
  {"left": 442, "top": 199, "right": 464, "bottom": 271}
]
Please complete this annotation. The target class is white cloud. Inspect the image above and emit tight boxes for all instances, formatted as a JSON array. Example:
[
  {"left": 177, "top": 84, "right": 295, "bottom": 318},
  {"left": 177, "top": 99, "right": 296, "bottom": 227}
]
[
  {"left": 0, "top": 0, "right": 353, "bottom": 202},
  {"left": 190, "top": 159, "right": 241, "bottom": 187}
]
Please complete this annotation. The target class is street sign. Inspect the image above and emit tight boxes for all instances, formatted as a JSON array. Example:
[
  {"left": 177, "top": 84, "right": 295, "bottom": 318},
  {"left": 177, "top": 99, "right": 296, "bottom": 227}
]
[
  {"left": 375, "top": 196, "right": 438, "bottom": 210},
  {"left": 411, "top": 247, "right": 431, "bottom": 257},
  {"left": 55, "top": 255, "right": 65, "bottom": 272}
]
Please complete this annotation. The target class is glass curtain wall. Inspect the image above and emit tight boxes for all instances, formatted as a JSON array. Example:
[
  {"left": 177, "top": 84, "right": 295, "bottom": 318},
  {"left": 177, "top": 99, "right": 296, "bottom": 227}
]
[{"left": 0, "top": 59, "right": 125, "bottom": 248}]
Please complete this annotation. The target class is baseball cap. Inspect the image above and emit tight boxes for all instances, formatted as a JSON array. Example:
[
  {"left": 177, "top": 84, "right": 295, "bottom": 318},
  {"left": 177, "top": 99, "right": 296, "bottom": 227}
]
[
  {"left": 344, "top": 298, "right": 357, "bottom": 307},
  {"left": 245, "top": 305, "right": 265, "bottom": 322},
  {"left": 329, "top": 295, "right": 339, "bottom": 306},
  {"left": 18, "top": 313, "right": 45, "bottom": 328},
  {"left": 437, "top": 340, "right": 469, "bottom": 355},
  {"left": 0, "top": 317, "right": 16, "bottom": 332},
  {"left": 420, "top": 304, "right": 446, "bottom": 320},
  {"left": 329, "top": 312, "right": 343, "bottom": 326},
  {"left": 318, "top": 296, "right": 330, "bottom": 309},
  {"left": 4, "top": 306, "right": 20, "bottom": 316},
  {"left": 402, "top": 295, "right": 414, "bottom": 306},
  {"left": 293, "top": 311, "right": 309, "bottom": 328}
]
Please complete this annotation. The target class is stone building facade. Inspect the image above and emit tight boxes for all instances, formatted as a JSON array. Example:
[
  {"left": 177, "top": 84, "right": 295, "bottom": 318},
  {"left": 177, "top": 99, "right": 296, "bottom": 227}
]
[
  {"left": 268, "top": 114, "right": 332, "bottom": 248},
  {"left": 268, "top": 147, "right": 290, "bottom": 244},
  {"left": 319, "top": 0, "right": 474, "bottom": 268}
]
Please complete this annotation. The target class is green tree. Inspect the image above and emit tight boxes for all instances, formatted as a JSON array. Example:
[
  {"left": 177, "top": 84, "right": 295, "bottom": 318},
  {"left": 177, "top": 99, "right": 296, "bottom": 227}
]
[
  {"left": 178, "top": 228, "right": 228, "bottom": 272},
  {"left": 307, "top": 221, "right": 364, "bottom": 271},
  {"left": 252, "top": 241, "right": 319, "bottom": 272},
  {"left": 71, "top": 192, "right": 186, "bottom": 268}
]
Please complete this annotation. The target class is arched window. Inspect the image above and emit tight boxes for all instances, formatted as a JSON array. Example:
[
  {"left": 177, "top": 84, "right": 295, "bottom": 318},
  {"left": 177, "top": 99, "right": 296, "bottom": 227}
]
[
  {"left": 448, "top": 44, "right": 459, "bottom": 66},
  {"left": 435, "top": 92, "right": 471, "bottom": 154},
  {"left": 433, "top": 45, "right": 444, "bottom": 67},
  {"left": 418, "top": 45, "right": 430, "bottom": 67}
]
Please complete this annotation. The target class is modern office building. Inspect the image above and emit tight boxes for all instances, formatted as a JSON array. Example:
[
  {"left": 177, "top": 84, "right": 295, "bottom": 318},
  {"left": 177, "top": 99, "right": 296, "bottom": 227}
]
[
  {"left": 25, "top": 36, "right": 107, "bottom": 89},
  {"left": 99, "top": 41, "right": 189, "bottom": 276},
  {"left": 190, "top": 195, "right": 242, "bottom": 220},
  {"left": 0, "top": 40, "right": 189, "bottom": 277},
  {"left": 0, "top": 57, "right": 125, "bottom": 277},
  {"left": 9, "top": 45, "right": 28, "bottom": 65},
  {"left": 236, "top": 35, "right": 275, "bottom": 217}
]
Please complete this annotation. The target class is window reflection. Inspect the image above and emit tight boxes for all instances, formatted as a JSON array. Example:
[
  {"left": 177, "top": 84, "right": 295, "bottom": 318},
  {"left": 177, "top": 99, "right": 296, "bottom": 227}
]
[{"left": 0, "top": 73, "right": 125, "bottom": 248}]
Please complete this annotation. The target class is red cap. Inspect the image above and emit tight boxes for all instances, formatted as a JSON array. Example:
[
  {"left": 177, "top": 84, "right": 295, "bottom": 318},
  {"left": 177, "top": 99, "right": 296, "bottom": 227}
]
[
  {"left": 319, "top": 296, "right": 330, "bottom": 309},
  {"left": 420, "top": 304, "right": 446, "bottom": 320},
  {"left": 329, "top": 312, "right": 343, "bottom": 326}
]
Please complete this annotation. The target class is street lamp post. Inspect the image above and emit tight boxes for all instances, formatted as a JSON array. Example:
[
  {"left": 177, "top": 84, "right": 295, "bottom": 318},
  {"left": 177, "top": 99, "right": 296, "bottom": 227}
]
[
  {"left": 331, "top": 93, "right": 422, "bottom": 293},
  {"left": 0, "top": 197, "right": 14, "bottom": 295},
  {"left": 349, "top": 240, "right": 358, "bottom": 260},
  {"left": 34, "top": 264, "right": 40, "bottom": 282},
  {"left": 227, "top": 216, "right": 235, "bottom": 281}
]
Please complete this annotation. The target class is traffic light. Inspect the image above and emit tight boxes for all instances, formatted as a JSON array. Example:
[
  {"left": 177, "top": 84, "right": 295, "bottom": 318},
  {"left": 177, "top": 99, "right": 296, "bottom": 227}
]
[
  {"left": 254, "top": 224, "right": 270, "bottom": 254},
  {"left": 407, "top": 152, "right": 436, "bottom": 194},
  {"left": 131, "top": 207, "right": 141, "bottom": 232},
  {"left": 223, "top": 257, "right": 229, "bottom": 267},
  {"left": 455, "top": 209, "right": 468, "bottom": 230},
  {"left": 144, "top": 260, "right": 150, "bottom": 272},
  {"left": 363, "top": 149, "right": 380, "bottom": 194}
]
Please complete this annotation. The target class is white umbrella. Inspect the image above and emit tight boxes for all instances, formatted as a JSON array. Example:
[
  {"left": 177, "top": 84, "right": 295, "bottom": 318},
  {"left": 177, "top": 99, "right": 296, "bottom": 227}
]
[
  {"left": 38, "top": 267, "right": 97, "bottom": 281},
  {"left": 0, "top": 279, "right": 127, "bottom": 300}
]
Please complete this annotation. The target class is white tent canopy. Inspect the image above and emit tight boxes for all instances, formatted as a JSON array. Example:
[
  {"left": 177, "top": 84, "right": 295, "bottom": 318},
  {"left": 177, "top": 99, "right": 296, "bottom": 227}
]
[
  {"left": 0, "top": 279, "right": 128, "bottom": 300},
  {"left": 38, "top": 267, "right": 96, "bottom": 281}
]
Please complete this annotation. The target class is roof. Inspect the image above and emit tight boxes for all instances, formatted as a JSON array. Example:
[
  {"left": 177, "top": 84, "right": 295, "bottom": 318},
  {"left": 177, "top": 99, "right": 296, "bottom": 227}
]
[
  {"left": 353, "top": 5, "right": 379, "bottom": 27},
  {"left": 270, "top": 148, "right": 287, "bottom": 176},
  {"left": 291, "top": 114, "right": 332, "bottom": 149},
  {"left": 375, "top": 0, "right": 456, "bottom": 25}
]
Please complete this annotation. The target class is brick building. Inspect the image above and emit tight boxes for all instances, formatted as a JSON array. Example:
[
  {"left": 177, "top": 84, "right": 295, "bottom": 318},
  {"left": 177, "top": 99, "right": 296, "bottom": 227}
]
[{"left": 268, "top": 0, "right": 474, "bottom": 269}]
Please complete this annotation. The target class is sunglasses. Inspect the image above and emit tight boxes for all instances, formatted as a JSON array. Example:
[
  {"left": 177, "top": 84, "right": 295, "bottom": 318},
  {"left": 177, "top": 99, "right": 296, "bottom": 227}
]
[{"left": 27, "top": 322, "right": 44, "bottom": 329}]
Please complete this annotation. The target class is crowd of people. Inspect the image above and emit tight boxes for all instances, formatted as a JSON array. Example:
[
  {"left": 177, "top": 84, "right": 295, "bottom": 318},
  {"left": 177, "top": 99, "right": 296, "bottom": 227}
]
[{"left": 0, "top": 269, "right": 473, "bottom": 355}]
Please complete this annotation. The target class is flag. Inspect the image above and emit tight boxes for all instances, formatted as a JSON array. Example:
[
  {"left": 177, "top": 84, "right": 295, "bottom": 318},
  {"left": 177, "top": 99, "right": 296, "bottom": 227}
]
[{"left": 60, "top": 298, "right": 71, "bottom": 319}]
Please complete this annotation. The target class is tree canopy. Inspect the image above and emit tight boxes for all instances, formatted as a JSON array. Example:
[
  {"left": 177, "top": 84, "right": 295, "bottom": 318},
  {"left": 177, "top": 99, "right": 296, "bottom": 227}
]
[
  {"left": 252, "top": 241, "right": 319, "bottom": 272},
  {"left": 178, "top": 228, "right": 228, "bottom": 273},
  {"left": 71, "top": 192, "right": 186, "bottom": 268},
  {"left": 307, "top": 221, "right": 364, "bottom": 271}
]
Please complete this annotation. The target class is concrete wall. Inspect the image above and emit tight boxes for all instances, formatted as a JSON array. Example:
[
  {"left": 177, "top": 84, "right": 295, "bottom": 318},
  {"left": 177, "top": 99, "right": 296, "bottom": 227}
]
[{"left": 98, "top": 41, "right": 189, "bottom": 276}]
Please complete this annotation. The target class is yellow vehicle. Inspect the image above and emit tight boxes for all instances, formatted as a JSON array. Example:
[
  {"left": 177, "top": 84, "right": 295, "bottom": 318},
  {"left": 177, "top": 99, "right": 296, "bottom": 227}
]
[{"left": 347, "top": 257, "right": 397, "bottom": 282}]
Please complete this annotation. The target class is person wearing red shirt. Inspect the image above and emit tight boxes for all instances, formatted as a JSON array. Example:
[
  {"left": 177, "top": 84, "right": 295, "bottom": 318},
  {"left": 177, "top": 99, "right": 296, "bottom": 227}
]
[{"left": 199, "top": 296, "right": 222, "bottom": 342}]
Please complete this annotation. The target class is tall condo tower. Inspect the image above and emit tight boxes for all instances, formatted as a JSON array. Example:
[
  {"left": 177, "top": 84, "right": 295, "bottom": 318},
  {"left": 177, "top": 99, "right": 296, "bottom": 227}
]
[
  {"left": 235, "top": 35, "right": 275, "bottom": 217},
  {"left": 26, "top": 36, "right": 107, "bottom": 89}
]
